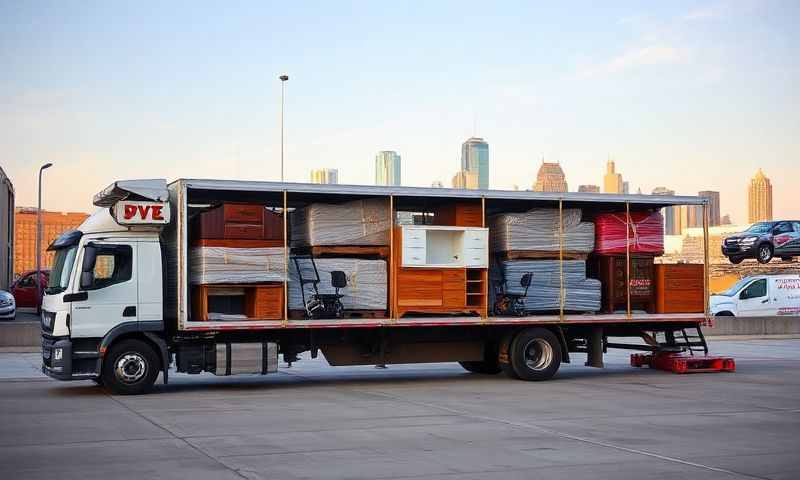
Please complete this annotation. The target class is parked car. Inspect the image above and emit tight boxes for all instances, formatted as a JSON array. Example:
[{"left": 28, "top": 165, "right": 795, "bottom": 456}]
[
  {"left": 9, "top": 270, "right": 50, "bottom": 312},
  {"left": 721, "top": 220, "right": 800, "bottom": 264},
  {"left": 710, "top": 274, "right": 800, "bottom": 316},
  {"left": 0, "top": 290, "right": 15, "bottom": 320}
]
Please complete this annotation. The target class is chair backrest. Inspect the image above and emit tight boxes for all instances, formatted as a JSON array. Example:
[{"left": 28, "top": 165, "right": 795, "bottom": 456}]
[
  {"left": 520, "top": 273, "right": 532, "bottom": 288},
  {"left": 330, "top": 270, "right": 347, "bottom": 289}
]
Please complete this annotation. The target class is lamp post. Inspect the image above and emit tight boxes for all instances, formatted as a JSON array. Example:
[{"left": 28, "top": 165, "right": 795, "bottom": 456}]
[
  {"left": 36, "top": 163, "right": 53, "bottom": 310},
  {"left": 279, "top": 74, "right": 289, "bottom": 182}
]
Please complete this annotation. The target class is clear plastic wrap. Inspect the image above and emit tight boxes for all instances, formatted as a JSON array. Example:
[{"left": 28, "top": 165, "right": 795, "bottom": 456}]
[
  {"left": 489, "top": 208, "right": 595, "bottom": 253},
  {"left": 594, "top": 211, "right": 664, "bottom": 255},
  {"left": 291, "top": 198, "right": 390, "bottom": 247},
  {"left": 189, "top": 247, "right": 286, "bottom": 284},
  {"left": 288, "top": 258, "right": 387, "bottom": 310}
]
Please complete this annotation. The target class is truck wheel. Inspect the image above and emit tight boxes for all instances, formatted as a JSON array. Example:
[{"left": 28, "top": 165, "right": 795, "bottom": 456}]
[
  {"left": 728, "top": 256, "right": 744, "bottom": 264},
  {"left": 715, "top": 311, "right": 734, "bottom": 316},
  {"left": 757, "top": 244, "right": 773, "bottom": 264},
  {"left": 102, "top": 339, "right": 160, "bottom": 395},
  {"left": 504, "top": 328, "right": 561, "bottom": 381}
]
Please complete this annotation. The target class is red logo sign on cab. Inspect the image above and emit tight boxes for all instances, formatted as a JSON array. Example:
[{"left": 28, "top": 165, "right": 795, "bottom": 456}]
[{"left": 113, "top": 201, "right": 170, "bottom": 225}]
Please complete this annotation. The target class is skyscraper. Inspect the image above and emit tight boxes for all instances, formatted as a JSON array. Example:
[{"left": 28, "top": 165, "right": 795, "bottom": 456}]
[
  {"left": 622, "top": 181, "right": 630, "bottom": 195},
  {"left": 603, "top": 160, "right": 623, "bottom": 194},
  {"left": 578, "top": 184, "right": 600, "bottom": 193},
  {"left": 748, "top": 169, "right": 772, "bottom": 223},
  {"left": 461, "top": 137, "right": 489, "bottom": 189},
  {"left": 652, "top": 187, "right": 680, "bottom": 235},
  {"left": 698, "top": 191, "right": 721, "bottom": 226},
  {"left": 310, "top": 168, "right": 338, "bottom": 185},
  {"left": 532, "top": 162, "right": 568, "bottom": 192},
  {"left": 375, "top": 151, "right": 401, "bottom": 186},
  {"left": 452, "top": 170, "right": 479, "bottom": 189}
]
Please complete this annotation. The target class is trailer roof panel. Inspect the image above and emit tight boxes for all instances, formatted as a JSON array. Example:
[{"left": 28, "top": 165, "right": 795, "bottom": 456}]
[{"left": 175, "top": 178, "right": 705, "bottom": 208}]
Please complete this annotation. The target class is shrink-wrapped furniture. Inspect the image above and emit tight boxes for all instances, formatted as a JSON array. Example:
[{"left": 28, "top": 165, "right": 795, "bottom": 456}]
[
  {"left": 189, "top": 247, "right": 285, "bottom": 284},
  {"left": 594, "top": 211, "right": 664, "bottom": 255},
  {"left": 489, "top": 208, "right": 594, "bottom": 255},
  {"left": 492, "top": 260, "right": 601, "bottom": 313},
  {"left": 291, "top": 198, "right": 390, "bottom": 247},
  {"left": 288, "top": 258, "right": 387, "bottom": 311}
]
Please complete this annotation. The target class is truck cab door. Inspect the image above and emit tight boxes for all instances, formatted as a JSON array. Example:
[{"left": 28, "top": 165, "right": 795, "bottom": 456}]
[
  {"left": 70, "top": 241, "right": 138, "bottom": 339},
  {"left": 737, "top": 279, "right": 773, "bottom": 316}
]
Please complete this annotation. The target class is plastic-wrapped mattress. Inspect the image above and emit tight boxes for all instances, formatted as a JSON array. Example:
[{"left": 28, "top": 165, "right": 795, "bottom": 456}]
[
  {"left": 489, "top": 208, "right": 595, "bottom": 253},
  {"left": 288, "top": 258, "right": 387, "bottom": 310},
  {"left": 291, "top": 198, "right": 390, "bottom": 247},
  {"left": 594, "top": 211, "right": 664, "bottom": 255},
  {"left": 492, "top": 259, "right": 601, "bottom": 313},
  {"left": 190, "top": 247, "right": 285, "bottom": 284}
]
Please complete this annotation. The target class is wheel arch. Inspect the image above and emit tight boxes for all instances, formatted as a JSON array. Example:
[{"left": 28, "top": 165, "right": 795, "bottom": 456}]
[{"left": 97, "top": 322, "right": 169, "bottom": 384}]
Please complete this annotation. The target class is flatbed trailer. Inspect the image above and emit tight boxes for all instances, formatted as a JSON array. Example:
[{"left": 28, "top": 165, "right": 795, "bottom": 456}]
[{"left": 40, "top": 178, "right": 713, "bottom": 394}]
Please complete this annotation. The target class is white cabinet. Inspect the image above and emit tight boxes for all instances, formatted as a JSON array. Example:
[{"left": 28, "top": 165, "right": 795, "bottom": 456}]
[{"left": 399, "top": 225, "right": 488, "bottom": 268}]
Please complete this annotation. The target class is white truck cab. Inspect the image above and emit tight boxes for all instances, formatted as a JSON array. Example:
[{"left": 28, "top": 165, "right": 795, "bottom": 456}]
[
  {"left": 41, "top": 180, "right": 171, "bottom": 392},
  {"left": 709, "top": 274, "right": 800, "bottom": 316}
]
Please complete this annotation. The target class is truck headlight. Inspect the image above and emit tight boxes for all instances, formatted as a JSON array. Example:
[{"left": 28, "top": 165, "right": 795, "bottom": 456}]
[{"left": 54, "top": 348, "right": 63, "bottom": 361}]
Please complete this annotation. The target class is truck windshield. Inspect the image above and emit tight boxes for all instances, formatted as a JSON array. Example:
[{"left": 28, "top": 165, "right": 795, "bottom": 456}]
[
  {"left": 45, "top": 246, "right": 78, "bottom": 295},
  {"left": 717, "top": 278, "right": 752, "bottom": 297},
  {"left": 745, "top": 222, "right": 772, "bottom": 234}
]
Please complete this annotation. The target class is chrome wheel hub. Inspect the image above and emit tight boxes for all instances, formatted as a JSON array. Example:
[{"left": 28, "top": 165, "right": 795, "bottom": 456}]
[
  {"left": 115, "top": 353, "right": 147, "bottom": 384},
  {"left": 523, "top": 339, "right": 553, "bottom": 371}
]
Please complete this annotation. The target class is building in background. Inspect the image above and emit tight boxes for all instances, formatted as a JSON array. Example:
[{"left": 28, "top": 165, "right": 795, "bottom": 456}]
[
  {"left": 460, "top": 137, "right": 489, "bottom": 189},
  {"left": 684, "top": 204, "right": 704, "bottom": 229},
  {"left": 698, "top": 190, "right": 721, "bottom": 226},
  {"left": 452, "top": 170, "right": 479, "bottom": 189},
  {"left": 532, "top": 162, "right": 568, "bottom": 192},
  {"left": 748, "top": 169, "right": 772, "bottom": 223},
  {"left": 310, "top": 168, "right": 338, "bottom": 185},
  {"left": 721, "top": 214, "right": 732, "bottom": 225},
  {"left": 14, "top": 208, "right": 89, "bottom": 275},
  {"left": 374, "top": 151, "right": 401, "bottom": 186},
  {"left": 0, "top": 167, "right": 13, "bottom": 290},
  {"left": 603, "top": 159, "right": 623, "bottom": 193},
  {"left": 652, "top": 187, "right": 680, "bottom": 235},
  {"left": 578, "top": 184, "right": 600, "bottom": 193},
  {"left": 622, "top": 181, "right": 630, "bottom": 194},
  {"left": 431, "top": 181, "right": 444, "bottom": 188}
]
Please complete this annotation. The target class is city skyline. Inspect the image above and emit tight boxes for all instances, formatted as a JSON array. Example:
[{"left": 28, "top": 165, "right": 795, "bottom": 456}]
[
  {"left": 2, "top": 2, "right": 798, "bottom": 223},
  {"left": 532, "top": 161, "right": 568, "bottom": 192},
  {"left": 375, "top": 150, "right": 401, "bottom": 186},
  {"left": 310, "top": 168, "right": 338, "bottom": 185}
]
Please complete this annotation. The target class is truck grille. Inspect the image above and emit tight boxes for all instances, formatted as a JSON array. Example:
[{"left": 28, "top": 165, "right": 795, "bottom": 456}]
[
  {"left": 41, "top": 311, "right": 55, "bottom": 334},
  {"left": 41, "top": 336, "right": 55, "bottom": 368}
]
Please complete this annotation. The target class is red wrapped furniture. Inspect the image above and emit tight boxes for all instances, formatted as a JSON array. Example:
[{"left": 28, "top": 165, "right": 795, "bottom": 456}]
[{"left": 594, "top": 211, "right": 664, "bottom": 255}]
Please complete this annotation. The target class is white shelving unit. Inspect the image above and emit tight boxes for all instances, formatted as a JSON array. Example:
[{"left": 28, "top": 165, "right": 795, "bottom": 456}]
[{"left": 400, "top": 225, "right": 488, "bottom": 268}]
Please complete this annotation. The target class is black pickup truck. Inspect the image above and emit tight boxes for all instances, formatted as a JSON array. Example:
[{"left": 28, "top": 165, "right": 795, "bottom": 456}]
[{"left": 722, "top": 220, "right": 800, "bottom": 264}]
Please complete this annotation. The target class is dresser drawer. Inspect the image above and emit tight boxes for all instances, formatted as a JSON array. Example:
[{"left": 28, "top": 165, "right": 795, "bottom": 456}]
[
  {"left": 402, "top": 229, "right": 426, "bottom": 248},
  {"left": 402, "top": 245, "right": 427, "bottom": 266},
  {"left": 224, "top": 223, "right": 265, "bottom": 239},
  {"left": 463, "top": 229, "right": 488, "bottom": 249},
  {"left": 442, "top": 269, "right": 466, "bottom": 284},
  {"left": 463, "top": 247, "right": 487, "bottom": 267},
  {"left": 224, "top": 204, "right": 264, "bottom": 224},
  {"left": 443, "top": 289, "right": 465, "bottom": 307}
]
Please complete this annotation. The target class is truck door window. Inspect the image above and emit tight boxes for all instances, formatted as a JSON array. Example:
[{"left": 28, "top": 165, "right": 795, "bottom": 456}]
[
  {"left": 739, "top": 279, "right": 767, "bottom": 300},
  {"left": 89, "top": 245, "right": 133, "bottom": 289}
]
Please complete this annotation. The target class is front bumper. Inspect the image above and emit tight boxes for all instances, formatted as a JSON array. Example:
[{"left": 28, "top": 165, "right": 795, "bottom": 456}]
[
  {"left": 41, "top": 335, "right": 98, "bottom": 381},
  {"left": 0, "top": 305, "right": 15, "bottom": 319},
  {"left": 721, "top": 242, "right": 757, "bottom": 257}
]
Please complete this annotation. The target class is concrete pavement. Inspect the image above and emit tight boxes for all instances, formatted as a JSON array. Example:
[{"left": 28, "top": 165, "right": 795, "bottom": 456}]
[{"left": 0, "top": 339, "right": 798, "bottom": 479}]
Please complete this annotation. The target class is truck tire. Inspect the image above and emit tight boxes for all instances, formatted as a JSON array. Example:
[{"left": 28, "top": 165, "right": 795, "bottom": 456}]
[
  {"left": 101, "top": 339, "right": 160, "bottom": 395},
  {"left": 504, "top": 328, "right": 562, "bottom": 381},
  {"left": 756, "top": 243, "right": 773, "bottom": 264}
]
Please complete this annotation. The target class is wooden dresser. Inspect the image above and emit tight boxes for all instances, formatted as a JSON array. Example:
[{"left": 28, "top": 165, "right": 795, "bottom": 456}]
[
  {"left": 591, "top": 255, "right": 655, "bottom": 313},
  {"left": 654, "top": 263, "right": 704, "bottom": 313},
  {"left": 192, "top": 202, "right": 284, "bottom": 244}
]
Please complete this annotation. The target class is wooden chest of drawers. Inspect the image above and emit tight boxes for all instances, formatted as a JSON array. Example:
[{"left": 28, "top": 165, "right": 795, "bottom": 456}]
[
  {"left": 591, "top": 255, "right": 655, "bottom": 313},
  {"left": 654, "top": 263, "right": 704, "bottom": 313},
  {"left": 432, "top": 202, "right": 483, "bottom": 227},
  {"left": 395, "top": 267, "right": 486, "bottom": 317},
  {"left": 192, "top": 203, "right": 284, "bottom": 243},
  {"left": 192, "top": 283, "right": 284, "bottom": 321}
]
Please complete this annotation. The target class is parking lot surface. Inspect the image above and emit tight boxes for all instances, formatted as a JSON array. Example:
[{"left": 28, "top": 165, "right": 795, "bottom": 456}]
[{"left": 1, "top": 339, "right": 798, "bottom": 480}]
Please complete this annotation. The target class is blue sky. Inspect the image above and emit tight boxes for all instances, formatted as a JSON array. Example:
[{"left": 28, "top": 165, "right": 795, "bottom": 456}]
[{"left": 1, "top": 0, "right": 798, "bottom": 223}]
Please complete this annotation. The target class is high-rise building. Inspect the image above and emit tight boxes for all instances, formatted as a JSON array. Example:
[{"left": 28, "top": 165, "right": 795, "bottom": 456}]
[
  {"left": 0, "top": 166, "right": 13, "bottom": 290},
  {"left": 652, "top": 187, "right": 681, "bottom": 235},
  {"left": 532, "top": 162, "right": 568, "bottom": 192},
  {"left": 460, "top": 137, "right": 489, "bottom": 189},
  {"left": 452, "top": 170, "right": 479, "bottom": 189},
  {"left": 375, "top": 151, "right": 401, "bottom": 186},
  {"left": 13, "top": 208, "right": 89, "bottom": 275},
  {"left": 684, "top": 205, "right": 704, "bottom": 229},
  {"left": 310, "top": 168, "right": 338, "bottom": 185},
  {"left": 578, "top": 184, "right": 600, "bottom": 193},
  {"left": 603, "top": 160, "right": 623, "bottom": 194},
  {"left": 721, "top": 214, "right": 732, "bottom": 225},
  {"left": 698, "top": 191, "right": 721, "bottom": 226},
  {"left": 622, "top": 181, "right": 630, "bottom": 195},
  {"left": 748, "top": 169, "right": 772, "bottom": 223}
]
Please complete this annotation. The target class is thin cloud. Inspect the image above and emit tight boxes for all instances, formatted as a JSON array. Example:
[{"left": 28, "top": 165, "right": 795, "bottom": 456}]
[
  {"left": 579, "top": 45, "right": 688, "bottom": 78},
  {"left": 684, "top": 6, "right": 722, "bottom": 21}
]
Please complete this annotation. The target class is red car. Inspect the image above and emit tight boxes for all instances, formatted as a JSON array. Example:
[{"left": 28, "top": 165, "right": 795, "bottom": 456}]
[{"left": 10, "top": 270, "right": 50, "bottom": 312}]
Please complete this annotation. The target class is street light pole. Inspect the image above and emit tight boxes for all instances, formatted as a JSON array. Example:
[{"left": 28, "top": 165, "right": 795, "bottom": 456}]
[
  {"left": 279, "top": 74, "right": 289, "bottom": 182},
  {"left": 36, "top": 163, "right": 53, "bottom": 310}
]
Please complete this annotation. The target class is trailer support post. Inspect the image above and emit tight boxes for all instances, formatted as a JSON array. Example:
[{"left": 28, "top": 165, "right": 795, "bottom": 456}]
[{"left": 586, "top": 326, "right": 604, "bottom": 368}]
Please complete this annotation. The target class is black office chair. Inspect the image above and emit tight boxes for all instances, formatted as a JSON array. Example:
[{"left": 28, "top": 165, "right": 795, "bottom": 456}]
[
  {"left": 493, "top": 272, "right": 532, "bottom": 316},
  {"left": 306, "top": 270, "right": 348, "bottom": 319}
]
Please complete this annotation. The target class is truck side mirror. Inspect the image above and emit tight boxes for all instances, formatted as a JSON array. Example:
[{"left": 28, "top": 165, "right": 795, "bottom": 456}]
[{"left": 80, "top": 244, "right": 98, "bottom": 290}]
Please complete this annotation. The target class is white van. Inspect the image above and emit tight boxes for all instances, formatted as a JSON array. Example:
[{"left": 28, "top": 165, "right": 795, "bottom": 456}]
[{"left": 710, "top": 274, "right": 800, "bottom": 316}]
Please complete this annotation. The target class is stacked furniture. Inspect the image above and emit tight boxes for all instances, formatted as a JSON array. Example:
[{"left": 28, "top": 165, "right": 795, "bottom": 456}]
[
  {"left": 590, "top": 211, "right": 664, "bottom": 313},
  {"left": 488, "top": 208, "right": 600, "bottom": 314},
  {"left": 190, "top": 203, "right": 285, "bottom": 321},
  {"left": 654, "top": 263, "right": 705, "bottom": 313},
  {"left": 394, "top": 202, "right": 488, "bottom": 318}
]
